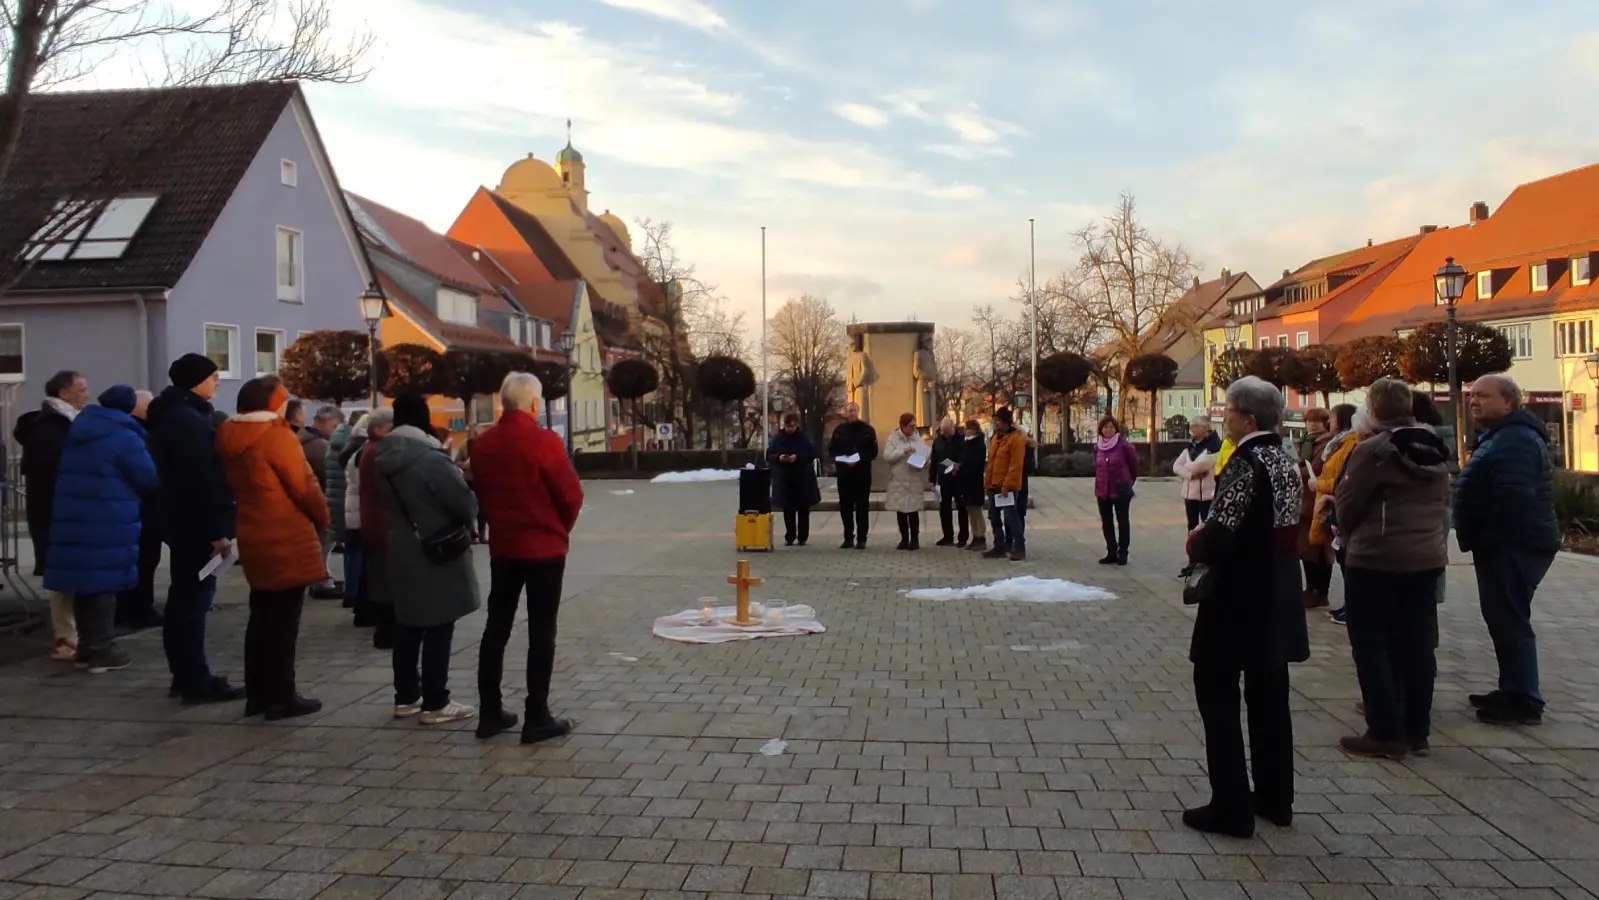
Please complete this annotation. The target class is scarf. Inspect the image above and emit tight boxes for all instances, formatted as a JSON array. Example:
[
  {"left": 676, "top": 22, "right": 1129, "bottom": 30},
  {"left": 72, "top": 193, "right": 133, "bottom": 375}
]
[
  {"left": 1320, "top": 430, "right": 1352, "bottom": 461},
  {"left": 43, "top": 397, "right": 79, "bottom": 421},
  {"left": 1096, "top": 433, "right": 1121, "bottom": 452}
]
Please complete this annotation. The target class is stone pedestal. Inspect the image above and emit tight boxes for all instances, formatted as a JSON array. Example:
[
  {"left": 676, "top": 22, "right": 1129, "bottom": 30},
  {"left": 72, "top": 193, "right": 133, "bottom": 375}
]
[{"left": 846, "top": 321, "right": 935, "bottom": 487}]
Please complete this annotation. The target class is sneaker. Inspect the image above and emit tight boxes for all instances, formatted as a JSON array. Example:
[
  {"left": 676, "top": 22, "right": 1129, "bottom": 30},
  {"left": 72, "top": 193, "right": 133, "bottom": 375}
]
[
  {"left": 182, "top": 676, "right": 246, "bottom": 705},
  {"left": 309, "top": 583, "right": 343, "bottom": 600},
  {"left": 420, "top": 702, "right": 477, "bottom": 725},
  {"left": 1339, "top": 733, "right": 1408, "bottom": 760},
  {"left": 50, "top": 639, "right": 78, "bottom": 662},
  {"left": 1329, "top": 607, "right": 1348, "bottom": 626},
  {"left": 393, "top": 702, "right": 422, "bottom": 719},
  {"left": 521, "top": 716, "right": 573, "bottom": 745},
  {"left": 76, "top": 644, "right": 132, "bottom": 674},
  {"left": 1476, "top": 702, "right": 1542, "bottom": 727},
  {"left": 264, "top": 696, "right": 322, "bottom": 721},
  {"left": 1468, "top": 690, "right": 1506, "bottom": 709},
  {"left": 983, "top": 547, "right": 1009, "bottom": 559},
  {"left": 476, "top": 709, "right": 519, "bottom": 739}
]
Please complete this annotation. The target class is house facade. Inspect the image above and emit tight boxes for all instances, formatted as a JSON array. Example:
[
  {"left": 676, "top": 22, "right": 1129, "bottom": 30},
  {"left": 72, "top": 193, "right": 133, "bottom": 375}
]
[{"left": 0, "top": 84, "right": 373, "bottom": 413}]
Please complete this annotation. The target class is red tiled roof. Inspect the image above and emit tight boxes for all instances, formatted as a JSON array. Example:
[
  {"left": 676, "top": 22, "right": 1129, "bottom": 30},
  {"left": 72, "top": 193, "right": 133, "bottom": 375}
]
[
  {"left": 1269, "top": 233, "right": 1424, "bottom": 316},
  {"left": 376, "top": 269, "right": 517, "bottom": 353},
  {"left": 1139, "top": 271, "right": 1251, "bottom": 354},
  {"left": 348, "top": 192, "right": 494, "bottom": 294}
]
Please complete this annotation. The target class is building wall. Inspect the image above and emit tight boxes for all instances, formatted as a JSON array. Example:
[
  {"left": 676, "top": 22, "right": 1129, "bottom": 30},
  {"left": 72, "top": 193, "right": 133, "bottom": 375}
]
[
  {"left": 0, "top": 296, "right": 165, "bottom": 408},
  {"left": 494, "top": 185, "right": 634, "bottom": 313},
  {"left": 166, "top": 101, "right": 367, "bottom": 412},
  {"left": 566, "top": 283, "right": 608, "bottom": 453}
]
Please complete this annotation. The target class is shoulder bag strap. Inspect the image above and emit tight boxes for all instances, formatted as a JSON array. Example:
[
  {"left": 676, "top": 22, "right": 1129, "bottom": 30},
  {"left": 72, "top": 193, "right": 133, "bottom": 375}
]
[{"left": 383, "top": 472, "right": 421, "bottom": 535}]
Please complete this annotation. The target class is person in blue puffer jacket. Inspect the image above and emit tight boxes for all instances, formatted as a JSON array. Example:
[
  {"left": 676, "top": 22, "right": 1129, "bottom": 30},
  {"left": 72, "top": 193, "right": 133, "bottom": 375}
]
[{"left": 43, "top": 385, "right": 159, "bottom": 674}]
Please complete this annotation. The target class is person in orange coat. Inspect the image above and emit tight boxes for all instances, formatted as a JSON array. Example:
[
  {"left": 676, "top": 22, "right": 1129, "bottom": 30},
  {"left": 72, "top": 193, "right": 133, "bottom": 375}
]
[{"left": 216, "top": 375, "right": 330, "bottom": 721}]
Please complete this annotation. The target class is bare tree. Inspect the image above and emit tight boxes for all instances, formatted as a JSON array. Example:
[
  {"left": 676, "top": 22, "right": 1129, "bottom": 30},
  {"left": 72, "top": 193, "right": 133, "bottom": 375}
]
[
  {"left": 767, "top": 294, "right": 844, "bottom": 442},
  {"left": 1, "top": 0, "right": 372, "bottom": 295},
  {"left": 933, "top": 326, "right": 978, "bottom": 420}
]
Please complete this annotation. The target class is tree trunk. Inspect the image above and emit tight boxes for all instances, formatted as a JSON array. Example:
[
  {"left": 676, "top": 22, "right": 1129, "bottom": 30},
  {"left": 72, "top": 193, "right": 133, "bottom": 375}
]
[
  {"left": 720, "top": 402, "right": 730, "bottom": 467},
  {"left": 628, "top": 398, "right": 639, "bottom": 470},
  {"left": 1148, "top": 391, "right": 1160, "bottom": 472}
]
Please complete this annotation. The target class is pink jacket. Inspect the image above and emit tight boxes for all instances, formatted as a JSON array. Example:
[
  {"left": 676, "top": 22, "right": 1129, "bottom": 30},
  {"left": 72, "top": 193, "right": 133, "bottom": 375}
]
[{"left": 1172, "top": 446, "right": 1218, "bottom": 501}]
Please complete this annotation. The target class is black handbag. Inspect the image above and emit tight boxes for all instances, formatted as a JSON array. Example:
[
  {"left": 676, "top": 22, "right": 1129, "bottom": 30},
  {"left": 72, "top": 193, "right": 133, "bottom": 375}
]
[
  {"left": 384, "top": 473, "right": 473, "bottom": 564},
  {"left": 1182, "top": 562, "right": 1218, "bottom": 606}
]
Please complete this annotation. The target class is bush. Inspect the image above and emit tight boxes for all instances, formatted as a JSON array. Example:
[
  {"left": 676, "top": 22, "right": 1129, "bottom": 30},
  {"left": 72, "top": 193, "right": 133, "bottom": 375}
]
[
  {"left": 573, "top": 448, "right": 762, "bottom": 478},
  {"left": 1555, "top": 475, "right": 1599, "bottom": 535}
]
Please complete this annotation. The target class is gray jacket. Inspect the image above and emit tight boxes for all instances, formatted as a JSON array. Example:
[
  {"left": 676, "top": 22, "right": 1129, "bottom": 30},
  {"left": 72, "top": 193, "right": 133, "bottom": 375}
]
[
  {"left": 1334, "top": 421, "right": 1451, "bottom": 573},
  {"left": 373, "top": 425, "right": 480, "bottom": 627}
]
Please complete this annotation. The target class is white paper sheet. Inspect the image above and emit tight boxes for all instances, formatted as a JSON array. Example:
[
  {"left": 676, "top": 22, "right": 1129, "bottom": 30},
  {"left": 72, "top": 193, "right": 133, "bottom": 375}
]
[
  {"left": 653, "top": 603, "right": 825, "bottom": 644},
  {"left": 932, "top": 484, "right": 941, "bottom": 503},
  {"left": 942, "top": 459, "right": 957, "bottom": 472},
  {"left": 198, "top": 550, "right": 236, "bottom": 580},
  {"left": 908, "top": 451, "right": 929, "bottom": 469},
  {"left": 835, "top": 453, "right": 861, "bottom": 464},
  {"left": 993, "top": 491, "right": 1017, "bottom": 508}
]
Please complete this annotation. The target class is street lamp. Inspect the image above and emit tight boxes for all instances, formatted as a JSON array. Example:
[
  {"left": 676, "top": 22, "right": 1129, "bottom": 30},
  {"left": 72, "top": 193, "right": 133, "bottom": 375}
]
[
  {"left": 557, "top": 328, "right": 577, "bottom": 456},
  {"left": 1434, "top": 256, "right": 1468, "bottom": 462},
  {"left": 358, "top": 283, "right": 386, "bottom": 409},
  {"left": 1223, "top": 315, "right": 1241, "bottom": 345}
]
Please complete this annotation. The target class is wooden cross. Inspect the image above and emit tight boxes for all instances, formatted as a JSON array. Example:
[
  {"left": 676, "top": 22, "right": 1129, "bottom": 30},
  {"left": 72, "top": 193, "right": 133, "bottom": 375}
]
[{"left": 725, "top": 559, "right": 763, "bottom": 626}]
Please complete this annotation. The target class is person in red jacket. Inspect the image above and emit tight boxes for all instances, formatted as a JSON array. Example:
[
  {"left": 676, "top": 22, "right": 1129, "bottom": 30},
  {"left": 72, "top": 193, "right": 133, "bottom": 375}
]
[{"left": 468, "top": 371, "right": 583, "bottom": 744}]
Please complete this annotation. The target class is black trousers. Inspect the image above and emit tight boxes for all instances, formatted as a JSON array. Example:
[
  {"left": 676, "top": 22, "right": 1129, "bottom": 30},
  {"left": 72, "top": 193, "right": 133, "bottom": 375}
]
[
  {"left": 1304, "top": 561, "right": 1335, "bottom": 595},
  {"left": 245, "top": 587, "right": 306, "bottom": 709},
  {"left": 938, "top": 481, "right": 968, "bottom": 541},
  {"left": 1183, "top": 499, "right": 1212, "bottom": 532},
  {"left": 480, "top": 557, "right": 566, "bottom": 721},
  {"left": 115, "top": 524, "right": 162, "bottom": 623},
  {"left": 1098, "top": 496, "right": 1132, "bottom": 555},
  {"left": 782, "top": 507, "right": 811, "bottom": 543},
  {"left": 163, "top": 539, "right": 217, "bottom": 694},
  {"left": 1194, "top": 663, "right": 1294, "bottom": 818},
  {"left": 1344, "top": 567, "right": 1441, "bottom": 742},
  {"left": 896, "top": 512, "right": 920, "bottom": 541},
  {"left": 394, "top": 621, "right": 455, "bottom": 711},
  {"left": 837, "top": 478, "right": 870, "bottom": 542}
]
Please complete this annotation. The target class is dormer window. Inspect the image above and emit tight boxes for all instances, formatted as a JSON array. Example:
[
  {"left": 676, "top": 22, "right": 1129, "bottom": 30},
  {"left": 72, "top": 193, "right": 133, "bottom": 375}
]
[
  {"left": 1532, "top": 263, "right": 1549, "bottom": 292},
  {"left": 1477, "top": 270, "right": 1492, "bottom": 300},
  {"left": 437, "top": 288, "right": 477, "bottom": 325},
  {"left": 1574, "top": 255, "right": 1593, "bottom": 287}
]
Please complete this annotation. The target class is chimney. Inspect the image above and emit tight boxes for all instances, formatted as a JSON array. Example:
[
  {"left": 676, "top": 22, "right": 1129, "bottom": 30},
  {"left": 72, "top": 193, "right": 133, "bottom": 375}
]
[
  {"left": 1470, "top": 201, "right": 1491, "bottom": 223},
  {"left": 1367, "top": 239, "right": 1373, "bottom": 247},
  {"left": 1192, "top": 277, "right": 1201, "bottom": 290},
  {"left": 1282, "top": 268, "right": 1291, "bottom": 278},
  {"left": 1420, "top": 225, "right": 1439, "bottom": 234},
  {"left": 1220, "top": 267, "right": 1231, "bottom": 281}
]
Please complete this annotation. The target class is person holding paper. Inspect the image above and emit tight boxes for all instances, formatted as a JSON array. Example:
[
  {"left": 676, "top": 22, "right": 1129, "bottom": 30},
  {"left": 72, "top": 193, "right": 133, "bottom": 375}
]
[
  {"left": 217, "top": 376, "right": 330, "bottom": 721},
  {"left": 930, "top": 417, "right": 968, "bottom": 546},
  {"left": 883, "top": 413, "right": 928, "bottom": 550},
  {"left": 767, "top": 413, "right": 821, "bottom": 546},
  {"left": 983, "top": 408, "right": 1027, "bottom": 561},
  {"left": 827, "top": 402, "right": 878, "bottom": 549}
]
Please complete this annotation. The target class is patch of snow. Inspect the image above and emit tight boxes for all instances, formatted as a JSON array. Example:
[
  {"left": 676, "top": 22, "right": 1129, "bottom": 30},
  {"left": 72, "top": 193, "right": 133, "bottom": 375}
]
[
  {"left": 905, "top": 576, "right": 1115, "bottom": 604},
  {"left": 1010, "top": 641, "right": 1085, "bottom": 652},
  {"left": 759, "top": 739, "right": 788, "bottom": 756},
  {"left": 607, "top": 652, "right": 640, "bottom": 662},
  {"left": 609, "top": 489, "right": 636, "bottom": 496},
  {"left": 649, "top": 469, "right": 743, "bottom": 483}
]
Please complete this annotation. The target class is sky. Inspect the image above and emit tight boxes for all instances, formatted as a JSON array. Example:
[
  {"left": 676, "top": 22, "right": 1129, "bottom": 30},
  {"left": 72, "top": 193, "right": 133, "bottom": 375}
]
[{"left": 92, "top": 0, "right": 1599, "bottom": 331}]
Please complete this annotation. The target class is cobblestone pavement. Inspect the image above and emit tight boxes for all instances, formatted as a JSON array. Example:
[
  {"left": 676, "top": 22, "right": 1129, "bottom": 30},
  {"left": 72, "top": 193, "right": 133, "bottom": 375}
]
[{"left": 1, "top": 476, "right": 1598, "bottom": 900}]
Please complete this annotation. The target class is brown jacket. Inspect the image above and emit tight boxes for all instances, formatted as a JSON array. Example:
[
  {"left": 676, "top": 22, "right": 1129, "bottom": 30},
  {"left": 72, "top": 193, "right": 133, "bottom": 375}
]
[
  {"left": 1333, "top": 423, "right": 1451, "bottom": 572},
  {"left": 984, "top": 428, "right": 1026, "bottom": 493}
]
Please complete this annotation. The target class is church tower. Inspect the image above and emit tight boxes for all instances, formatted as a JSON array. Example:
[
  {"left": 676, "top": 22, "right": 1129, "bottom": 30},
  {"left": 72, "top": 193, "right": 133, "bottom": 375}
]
[{"left": 554, "top": 118, "right": 588, "bottom": 212}]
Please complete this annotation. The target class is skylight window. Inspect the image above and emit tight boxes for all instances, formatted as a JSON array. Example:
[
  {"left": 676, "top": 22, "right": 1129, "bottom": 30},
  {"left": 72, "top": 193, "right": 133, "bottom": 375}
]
[{"left": 27, "top": 195, "right": 159, "bottom": 261}]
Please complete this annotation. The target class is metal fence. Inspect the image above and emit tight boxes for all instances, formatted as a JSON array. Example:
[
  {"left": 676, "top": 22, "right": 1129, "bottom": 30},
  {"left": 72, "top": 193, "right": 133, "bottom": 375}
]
[{"left": 0, "top": 384, "right": 45, "bottom": 635}]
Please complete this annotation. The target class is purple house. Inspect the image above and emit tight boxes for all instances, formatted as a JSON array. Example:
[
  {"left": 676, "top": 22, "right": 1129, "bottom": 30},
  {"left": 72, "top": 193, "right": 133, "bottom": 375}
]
[{"left": 0, "top": 83, "right": 375, "bottom": 412}]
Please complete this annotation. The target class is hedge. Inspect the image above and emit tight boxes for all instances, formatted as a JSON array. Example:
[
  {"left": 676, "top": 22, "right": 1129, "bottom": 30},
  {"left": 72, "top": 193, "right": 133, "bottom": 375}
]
[{"left": 574, "top": 449, "right": 762, "bottom": 478}]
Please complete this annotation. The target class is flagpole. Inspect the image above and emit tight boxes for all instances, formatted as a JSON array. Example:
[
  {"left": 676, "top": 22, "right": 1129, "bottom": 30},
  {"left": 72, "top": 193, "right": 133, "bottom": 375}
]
[
  {"left": 761, "top": 226, "right": 769, "bottom": 452},
  {"left": 1029, "top": 217, "right": 1038, "bottom": 436}
]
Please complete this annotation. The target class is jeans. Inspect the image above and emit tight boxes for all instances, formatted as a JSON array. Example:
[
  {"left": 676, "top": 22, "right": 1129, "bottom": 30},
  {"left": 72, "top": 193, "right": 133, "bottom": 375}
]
[
  {"left": 1194, "top": 663, "right": 1293, "bottom": 818},
  {"left": 837, "top": 478, "right": 870, "bottom": 543},
  {"left": 163, "top": 540, "right": 216, "bottom": 693},
  {"left": 1474, "top": 549, "right": 1553, "bottom": 709},
  {"left": 1002, "top": 503, "right": 1025, "bottom": 554},
  {"left": 394, "top": 621, "right": 456, "bottom": 711},
  {"left": 782, "top": 507, "right": 810, "bottom": 543},
  {"left": 72, "top": 593, "right": 116, "bottom": 654},
  {"left": 937, "top": 480, "right": 968, "bottom": 541},
  {"left": 342, "top": 536, "right": 364, "bottom": 604},
  {"left": 1098, "top": 496, "right": 1131, "bottom": 555},
  {"left": 988, "top": 492, "right": 1008, "bottom": 550},
  {"left": 245, "top": 587, "right": 306, "bottom": 709},
  {"left": 1184, "top": 499, "right": 1212, "bottom": 531},
  {"left": 479, "top": 557, "right": 567, "bottom": 721},
  {"left": 115, "top": 524, "right": 162, "bottom": 623},
  {"left": 1344, "top": 567, "right": 1441, "bottom": 743}
]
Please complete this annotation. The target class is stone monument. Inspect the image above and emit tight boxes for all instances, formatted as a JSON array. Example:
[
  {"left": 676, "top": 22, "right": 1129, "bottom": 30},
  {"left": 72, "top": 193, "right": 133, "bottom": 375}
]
[{"left": 844, "top": 322, "right": 936, "bottom": 484}]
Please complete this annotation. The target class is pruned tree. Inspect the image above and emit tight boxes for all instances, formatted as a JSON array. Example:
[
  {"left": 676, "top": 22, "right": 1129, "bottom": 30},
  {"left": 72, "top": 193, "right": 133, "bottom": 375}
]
[
  {"left": 1, "top": 0, "right": 372, "bottom": 297},
  {"left": 695, "top": 354, "right": 755, "bottom": 464},
  {"left": 1287, "top": 344, "right": 1343, "bottom": 406},
  {"left": 379, "top": 344, "right": 447, "bottom": 397},
  {"left": 1211, "top": 346, "right": 1256, "bottom": 393},
  {"left": 1036, "top": 351, "right": 1094, "bottom": 446},
  {"left": 278, "top": 330, "right": 370, "bottom": 405},
  {"left": 607, "top": 358, "right": 659, "bottom": 469},
  {"left": 1335, "top": 335, "right": 1405, "bottom": 390},
  {"left": 1245, "top": 346, "right": 1298, "bottom": 388},
  {"left": 767, "top": 294, "right": 845, "bottom": 443},
  {"left": 1399, "top": 322, "right": 1513, "bottom": 385},
  {"left": 440, "top": 348, "right": 521, "bottom": 424},
  {"left": 1122, "top": 353, "right": 1179, "bottom": 468}
]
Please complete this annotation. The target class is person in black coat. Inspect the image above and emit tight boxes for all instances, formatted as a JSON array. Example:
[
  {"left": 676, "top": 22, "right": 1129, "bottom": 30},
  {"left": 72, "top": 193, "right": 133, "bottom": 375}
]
[
  {"left": 147, "top": 353, "right": 243, "bottom": 705},
  {"left": 14, "top": 369, "right": 90, "bottom": 661},
  {"left": 957, "top": 419, "right": 989, "bottom": 552},
  {"left": 115, "top": 390, "right": 165, "bottom": 631},
  {"left": 1183, "top": 376, "right": 1309, "bottom": 840},
  {"left": 929, "top": 417, "right": 967, "bottom": 546},
  {"left": 826, "top": 402, "right": 878, "bottom": 549},
  {"left": 767, "top": 413, "right": 821, "bottom": 546}
]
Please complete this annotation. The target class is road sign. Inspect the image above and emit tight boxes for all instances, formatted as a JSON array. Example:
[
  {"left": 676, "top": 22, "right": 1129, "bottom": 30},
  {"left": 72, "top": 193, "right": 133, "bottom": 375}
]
[{"left": 656, "top": 423, "right": 674, "bottom": 440}]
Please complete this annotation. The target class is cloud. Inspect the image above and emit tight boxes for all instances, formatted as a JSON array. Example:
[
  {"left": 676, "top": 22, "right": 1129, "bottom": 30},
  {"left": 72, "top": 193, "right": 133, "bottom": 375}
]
[
  {"left": 924, "top": 143, "right": 1010, "bottom": 161},
  {"left": 771, "top": 272, "right": 886, "bottom": 301},
  {"left": 832, "top": 102, "right": 889, "bottom": 128},
  {"left": 590, "top": 0, "right": 726, "bottom": 31}
]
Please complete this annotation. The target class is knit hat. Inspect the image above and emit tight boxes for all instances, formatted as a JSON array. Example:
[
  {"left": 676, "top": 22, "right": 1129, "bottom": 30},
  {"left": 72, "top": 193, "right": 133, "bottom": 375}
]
[
  {"left": 97, "top": 384, "right": 137, "bottom": 413},
  {"left": 392, "top": 393, "right": 431, "bottom": 432},
  {"left": 993, "top": 407, "right": 1014, "bottom": 425},
  {"left": 168, "top": 353, "right": 218, "bottom": 391}
]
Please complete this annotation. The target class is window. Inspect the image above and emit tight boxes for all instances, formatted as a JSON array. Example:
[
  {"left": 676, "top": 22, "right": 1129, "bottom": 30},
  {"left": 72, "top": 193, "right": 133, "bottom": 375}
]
[
  {"left": 280, "top": 160, "right": 298, "bottom": 187},
  {"left": 27, "top": 194, "right": 159, "bottom": 261},
  {"left": 437, "top": 288, "right": 477, "bottom": 325},
  {"left": 1557, "top": 319, "right": 1593, "bottom": 357},
  {"left": 471, "top": 394, "right": 494, "bottom": 423},
  {"left": 254, "top": 329, "right": 283, "bottom": 375},
  {"left": 0, "top": 325, "right": 22, "bottom": 381},
  {"left": 1532, "top": 263, "right": 1549, "bottom": 292},
  {"left": 204, "top": 324, "right": 239, "bottom": 378},
  {"left": 1277, "top": 335, "right": 1289, "bottom": 348},
  {"left": 1478, "top": 270, "right": 1493, "bottom": 299},
  {"left": 1259, "top": 337, "right": 1269, "bottom": 349},
  {"left": 276, "top": 227, "right": 303, "bottom": 302},
  {"left": 539, "top": 322, "right": 552, "bottom": 349},
  {"left": 1495, "top": 323, "right": 1533, "bottom": 360},
  {"left": 1295, "top": 332, "right": 1310, "bottom": 348},
  {"left": 1575, "top": 255, "right": 1593, "bottom": 287}
]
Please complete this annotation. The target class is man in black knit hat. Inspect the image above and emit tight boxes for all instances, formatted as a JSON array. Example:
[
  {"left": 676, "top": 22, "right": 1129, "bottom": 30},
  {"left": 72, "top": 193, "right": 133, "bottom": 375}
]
[{"left": 147, "top": 353, "right": 243, "bottom": 704}]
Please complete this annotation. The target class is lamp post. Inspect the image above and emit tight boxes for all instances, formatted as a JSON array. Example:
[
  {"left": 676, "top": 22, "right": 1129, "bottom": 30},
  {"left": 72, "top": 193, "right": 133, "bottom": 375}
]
[
  {"left": 1434, "top": 256, "right": 1468, "bottom": 462},
  {"left": 1585, "top": 354, "right": 1599, "bottom": 465},
  {"left": 557, "top": 328, "right": 577, "bottom": 456},
  {"left": 358, "top": 283, "right": 386, "bottom": 409},
  {"left": 761, "top": 226, "right": 769, "bottom": 454},
  {"left": 1028, "top": 217, "right": 1038, "bottom": 437}
]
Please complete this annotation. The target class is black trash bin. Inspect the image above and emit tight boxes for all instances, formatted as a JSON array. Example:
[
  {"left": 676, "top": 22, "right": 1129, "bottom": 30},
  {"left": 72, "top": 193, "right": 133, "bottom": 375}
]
[{"left": 739, "top": 467, "right": 771, "bottom": 514}]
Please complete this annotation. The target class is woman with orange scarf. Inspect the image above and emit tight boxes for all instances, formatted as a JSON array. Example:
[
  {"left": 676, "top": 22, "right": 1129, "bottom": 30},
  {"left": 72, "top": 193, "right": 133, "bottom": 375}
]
[{"left": 216, "top": 375, "right": 330, "bottom": 721}]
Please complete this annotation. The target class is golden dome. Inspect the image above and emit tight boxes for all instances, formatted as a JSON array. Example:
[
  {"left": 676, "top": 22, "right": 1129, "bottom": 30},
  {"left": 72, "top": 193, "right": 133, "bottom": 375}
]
[
  {"left": 599, "top": 209, "right": 630, "bottom": 248},
  {"left": 497, "top": 153, "right": 565, "bottom": 194}
]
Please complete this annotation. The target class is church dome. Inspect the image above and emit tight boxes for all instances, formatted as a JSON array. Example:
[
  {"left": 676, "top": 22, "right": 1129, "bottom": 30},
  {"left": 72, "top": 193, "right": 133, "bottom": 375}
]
[
  {"left": 599, "top": 210, "right": 630, "bottom": 248},
  {"left": 556, "top": 142, "right": 584, "bottom": 165},
  {"left": 497, "top": 153, "right": 564, "bottom": 194}
]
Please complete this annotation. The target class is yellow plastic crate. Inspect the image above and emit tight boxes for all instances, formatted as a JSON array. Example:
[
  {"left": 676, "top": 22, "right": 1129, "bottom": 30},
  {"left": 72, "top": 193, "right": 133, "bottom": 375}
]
[{"left": 735, "top": 513, "right": 774, "bottom": 552}]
